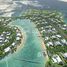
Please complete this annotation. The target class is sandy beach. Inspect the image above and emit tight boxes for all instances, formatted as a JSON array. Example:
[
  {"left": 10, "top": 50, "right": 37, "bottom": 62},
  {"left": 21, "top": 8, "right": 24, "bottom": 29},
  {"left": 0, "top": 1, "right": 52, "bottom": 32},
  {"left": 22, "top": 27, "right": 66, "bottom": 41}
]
[
  {"left": 38, "top": 31, "right": 49, "bottom": 61},
  {"left": 31, "top": 21, "right": 49, "bottom": 61},
  {"left": 8, "top": 22, "right": 26, "bottom": 53},
  {"left": 16, "top": 26, "right": 26, "bottom": 52}
]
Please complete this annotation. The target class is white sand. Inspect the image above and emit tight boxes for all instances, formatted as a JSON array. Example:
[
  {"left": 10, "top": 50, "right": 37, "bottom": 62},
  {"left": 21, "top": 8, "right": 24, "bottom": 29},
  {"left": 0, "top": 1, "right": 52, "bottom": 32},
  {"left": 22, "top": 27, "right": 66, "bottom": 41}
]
[{"left": 16, "top": 26, "right": 26, "bottom": 52}]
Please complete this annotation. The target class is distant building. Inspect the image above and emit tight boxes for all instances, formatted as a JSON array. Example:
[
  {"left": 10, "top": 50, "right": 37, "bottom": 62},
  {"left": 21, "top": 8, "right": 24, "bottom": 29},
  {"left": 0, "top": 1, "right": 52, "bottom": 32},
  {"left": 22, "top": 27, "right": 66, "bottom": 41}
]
[
  {"left": 11, "top": 42, "right": 16, "bottom": 46},
  {"left": 62, "top": 27, "right": 66, "bottom": 30},
  {"left": 61, "top": 39, "right": 67, "bottom": 44},
  {"left": 52, "top": 55, "right": 62, "bottom": 63},
  {"left": 16, "top": 37, "right": 20, "bottom": 41},
  {"left": 63, "top": 24, "right": 67, "bottom": 27},
  {"left": 54, "top": 41, "right": 62, "bottom": 46},
  {"left": 40, "top": 30, "right": 46, "bottom": 33},
  {"left": 51, "top": 35, "right": 56, "bottom": 39},
  {"left": 46, "top": 42, "right": 53, "bottom": 46},
  {"left": 45, "top": 37, "right": 49, "bottom": 41},
  {"left": 4, "top": 47, "right": 10, "bottom": 53},
  {"left": 0, "top": 36, "right": 4, "bottom": 40},
  {"left": 56, "top": 35, "right": 61, "bottom": 38},
  {"left": 63, "top": 53, "right": 67, "bottom": 59},
  {"left": 6, "top": 32, "right": 11, "bottom": 36},
  {"left": 16, "top": 32, "right": 21, "bottom": 37}
]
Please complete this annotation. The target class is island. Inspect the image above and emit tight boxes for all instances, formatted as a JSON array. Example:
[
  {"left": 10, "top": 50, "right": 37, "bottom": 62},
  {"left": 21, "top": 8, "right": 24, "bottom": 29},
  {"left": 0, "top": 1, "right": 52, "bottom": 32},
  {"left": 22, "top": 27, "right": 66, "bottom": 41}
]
[{"left": 0, "top": 18, "right": 23, "bottom": 59}]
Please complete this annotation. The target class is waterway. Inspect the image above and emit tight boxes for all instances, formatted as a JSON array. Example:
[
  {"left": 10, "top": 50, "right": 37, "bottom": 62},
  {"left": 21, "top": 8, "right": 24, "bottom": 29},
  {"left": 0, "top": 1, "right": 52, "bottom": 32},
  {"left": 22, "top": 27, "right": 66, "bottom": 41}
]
[{"left": 0, "top": 19, "right": 45, "bottom": 67}]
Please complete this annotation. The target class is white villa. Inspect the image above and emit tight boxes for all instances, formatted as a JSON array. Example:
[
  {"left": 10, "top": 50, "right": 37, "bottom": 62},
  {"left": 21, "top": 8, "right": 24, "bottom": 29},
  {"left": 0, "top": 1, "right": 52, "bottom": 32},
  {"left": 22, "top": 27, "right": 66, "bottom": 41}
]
[
  {"left": 46, "top": 42, "right": 53, "bottom": 46},
  {"left": 61, "top": 39, "right": 67, "bottom": 44},
  {"left": 62, "top": 53, "right": 67, "bottom": 59},
  {"left": 52, "top": 55, "right": 62, "bottom": 63},
  {"left": 4, "top": 47, "right": 10, "bottom": 53}
]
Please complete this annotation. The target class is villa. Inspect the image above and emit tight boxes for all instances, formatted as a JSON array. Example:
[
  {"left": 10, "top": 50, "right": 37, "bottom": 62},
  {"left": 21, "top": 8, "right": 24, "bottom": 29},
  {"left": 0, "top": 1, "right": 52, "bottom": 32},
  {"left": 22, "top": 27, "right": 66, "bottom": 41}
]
[
  {"left": 62, "top": 53, "right": 67, "bottom": 59},
  {"left": 46, "top": 42, "right": 53, "bottom": 46},
  {"left": 63, "top": 24, "right": 67, "bottom": 27},
  {"left": 52, "top": 55, "right": 62, "bottom": 64},
  {"left": 4, "top": 47, "right": 10, "bottom": 53},
  {"left": 16, "top": 37, "right": 21, "bottom": 41},
  {"left": 4, "top": 39, "right": 9, "bottom": 43},
  {"left": 44, "top": 37, "right": 49, "bottom": 41},
  {"left": 54, "top": 41, "right": 62, "bottom": 46},
  {"left": 16, "top": 31, "right": 22, "bottom": 41},
  {"left": 0, "top": 36, "right": 4, "bottom": 40},
  {"left": 16, "top": 32, "right": 21, "bottom": 37},
  {"left": 0, "top": 31, "right": 11, "bottom": 44},
  {"left": 11, "top": 42, "right": 16, "bottom": 46},
  {"left": 6, "top": 32, "right": 11, "bottom": 36},
  {"left": 41, "top": 27, "right": 44, "bottom": 30},
  {"left": 56, "top": 35, "right": 61, "bottom": 38},
  {"left": 62, "top": 27, "right": 67, "bottom": 30},
  {"left": 51, "top": 35, "right": 57, "bottom": 39},
  {"left": 52, "top": 28, "right": 56, "bottom": 31},
  {"left": 61, "top": 39, "right": 67, "bottom": 45},
  {"left": 40, "top": 30, "right": 46, "bottom": 33}
]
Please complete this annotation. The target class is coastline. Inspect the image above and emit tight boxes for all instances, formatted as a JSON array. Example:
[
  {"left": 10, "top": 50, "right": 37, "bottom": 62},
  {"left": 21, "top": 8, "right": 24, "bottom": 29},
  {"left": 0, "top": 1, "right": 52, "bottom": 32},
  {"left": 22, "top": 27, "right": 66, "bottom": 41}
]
[
  {"left": 8, "top": 22, "right": 26, "bottom": 53},
  {"left": 38, "top": 30, "right": 49, "bottom": 62},
  {"left": 15, "top": 26, "right": 26, "bottom": 52},
  {"left": 31, "top": 21, "right": 49, "bottom": 62}
]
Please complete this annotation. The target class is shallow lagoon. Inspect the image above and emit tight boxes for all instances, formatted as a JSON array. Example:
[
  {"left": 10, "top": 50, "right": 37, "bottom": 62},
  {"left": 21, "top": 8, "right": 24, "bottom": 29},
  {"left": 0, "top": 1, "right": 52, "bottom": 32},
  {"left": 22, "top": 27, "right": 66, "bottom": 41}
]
[{"left": 0, "top": 19, "right": 45, "bottom": 67}]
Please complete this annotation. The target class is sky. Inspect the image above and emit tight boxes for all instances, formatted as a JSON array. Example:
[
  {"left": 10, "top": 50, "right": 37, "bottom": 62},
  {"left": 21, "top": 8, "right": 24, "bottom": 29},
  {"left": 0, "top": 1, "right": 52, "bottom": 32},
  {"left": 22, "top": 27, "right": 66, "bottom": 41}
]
[{"left": 0, "top": 0, "right": 67, "bottom": 2}]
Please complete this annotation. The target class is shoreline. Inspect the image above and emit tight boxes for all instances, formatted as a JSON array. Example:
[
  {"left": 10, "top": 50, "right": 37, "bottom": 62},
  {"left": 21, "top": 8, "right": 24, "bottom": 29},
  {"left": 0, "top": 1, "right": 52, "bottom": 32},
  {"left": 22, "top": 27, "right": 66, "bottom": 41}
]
[
  {"left": 38, "top": 32, "right": 49, "bottom": 62},
  {"left": 8, "top": 22, "right": 26, "bottom": 53},
  {"left": 0, "top": 21, "right": 26, "bottom": 62},
  {"left": 15, "top": 26, "right": 26, "bottom": 52},
  {"left": 31, "top": 21, "right": 49, "bottom": 62}
]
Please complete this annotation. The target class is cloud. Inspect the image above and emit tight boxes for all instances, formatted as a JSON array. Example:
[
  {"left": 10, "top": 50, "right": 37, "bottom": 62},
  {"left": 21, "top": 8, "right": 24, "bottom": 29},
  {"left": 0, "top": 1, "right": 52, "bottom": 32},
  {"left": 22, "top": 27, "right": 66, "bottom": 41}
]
[
  {"left": 20, "top": 1, "right": 42, "bottom": 7},
  {"left": 59, "top": 0, "right": 67, "bottom": 2}
]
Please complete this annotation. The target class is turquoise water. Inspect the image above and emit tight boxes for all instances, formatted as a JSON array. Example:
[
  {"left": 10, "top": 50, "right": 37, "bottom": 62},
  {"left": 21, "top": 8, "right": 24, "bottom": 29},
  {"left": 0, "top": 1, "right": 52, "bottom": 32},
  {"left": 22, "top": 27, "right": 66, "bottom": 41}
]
[
  {"left": 64, "top": 18, "right": 67, "bottom": 24},
  {"left": 0, "top": 19, "right": 45, "bottom": 67}
]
